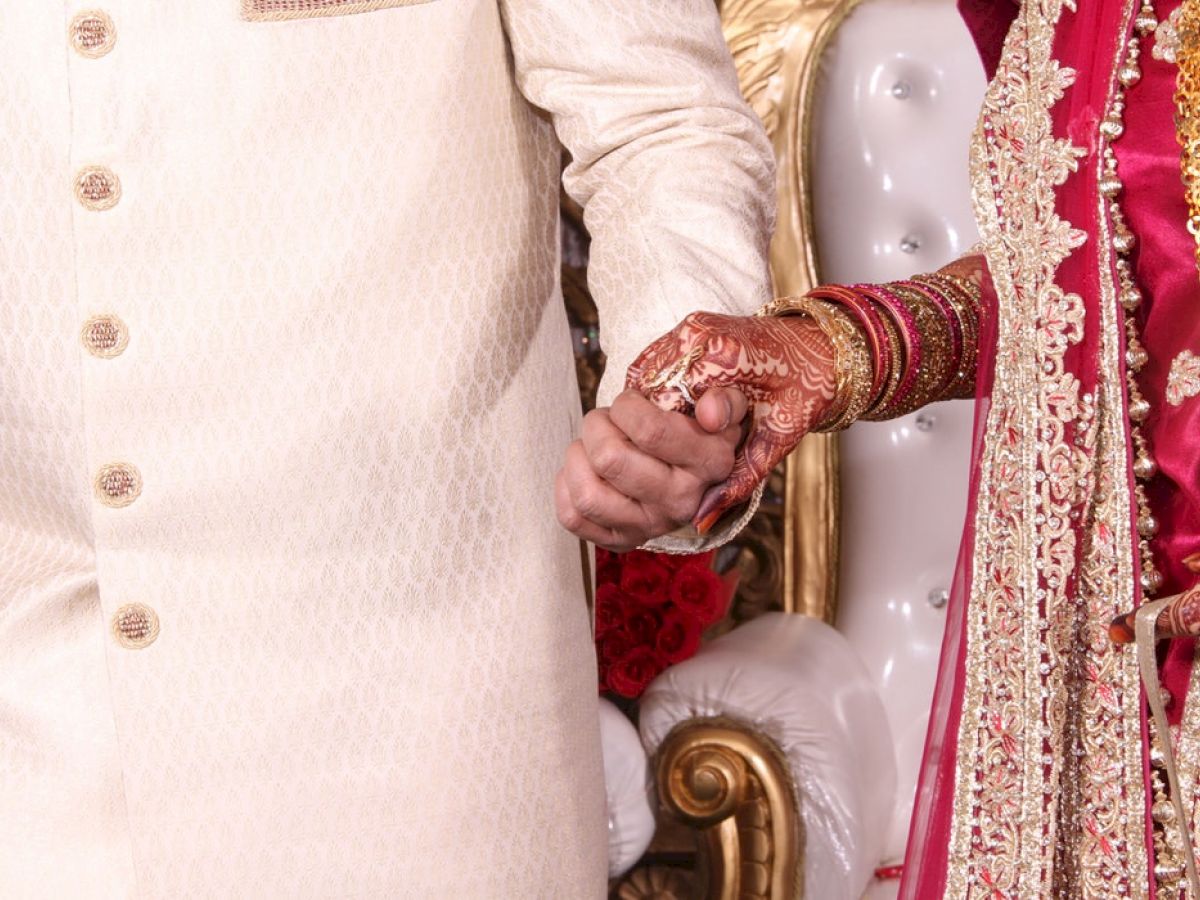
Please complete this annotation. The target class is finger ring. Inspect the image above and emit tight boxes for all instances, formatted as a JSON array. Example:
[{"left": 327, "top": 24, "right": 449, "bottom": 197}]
[
  {"left": 644, "top": 344, "right": 705, "bottom": 395},
  {"left": 661, "top": 369, "right": 696, "bottom": 406}
]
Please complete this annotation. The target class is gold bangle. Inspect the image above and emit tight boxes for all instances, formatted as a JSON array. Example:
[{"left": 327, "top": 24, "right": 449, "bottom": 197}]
[
  {"left": 883, "top": 282, "right": 957, "bottom": 416},
  {"left": 915, "top": 273, "right": 983, "bottom": 399},
  {"left": 759, "top": 295, "right": 873, "bottom": 431}
]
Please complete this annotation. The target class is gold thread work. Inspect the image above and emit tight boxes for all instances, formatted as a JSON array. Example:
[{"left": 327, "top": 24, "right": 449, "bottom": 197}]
[{"left": 241, "top": 0, "right": 435, "bottom": 22}]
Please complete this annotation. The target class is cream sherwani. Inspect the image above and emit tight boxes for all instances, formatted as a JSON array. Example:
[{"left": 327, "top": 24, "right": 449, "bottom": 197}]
[{"left": 0, "top": 1, "right": 773, "bottom": 896}]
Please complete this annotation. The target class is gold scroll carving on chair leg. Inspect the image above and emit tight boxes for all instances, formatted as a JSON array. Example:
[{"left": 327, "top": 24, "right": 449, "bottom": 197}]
[
  {"left": 720, "top": 0, "right": 865, "bottom": 625},
  {"left": 652, "top": 718, "right": 803, "bottom": 900}
]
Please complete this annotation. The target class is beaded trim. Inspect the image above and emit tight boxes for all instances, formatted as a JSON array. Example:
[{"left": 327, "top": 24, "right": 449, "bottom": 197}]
[{"left": 241, "top": 0, "right": 434, "bottom": 21}]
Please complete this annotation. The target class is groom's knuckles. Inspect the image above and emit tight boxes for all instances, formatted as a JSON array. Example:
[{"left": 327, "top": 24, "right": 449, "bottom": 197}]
[
  {"left": 614, "top": 400, "right": 671, "bottom": 455},
  {"left": 587, "top": 435, "right": 628, "bottom": 482},
  {"left": 554, "top": 472, "right": 586, "bottom": 533}
]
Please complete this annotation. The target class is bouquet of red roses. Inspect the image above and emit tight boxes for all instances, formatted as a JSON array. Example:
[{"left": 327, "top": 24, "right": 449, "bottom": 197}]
[{"left": 595, "top": 548, "right": 738, "bottom": 699}]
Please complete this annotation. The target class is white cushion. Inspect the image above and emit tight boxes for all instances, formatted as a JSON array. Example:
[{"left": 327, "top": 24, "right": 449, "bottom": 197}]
[
  {"left": 598, "top": 698, "right": 656, "bottom": 878},
  {"left": 638, "top": 613, "right": 896, "bottom": 900}
]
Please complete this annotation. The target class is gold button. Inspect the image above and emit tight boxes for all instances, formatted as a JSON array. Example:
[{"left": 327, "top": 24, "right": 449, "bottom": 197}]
[
  {"left": 74, "top": 166, "right": 121, "bottom": 211},
  {"left": 94, "top": 462, "right": 142, "bottom": 508},
  {"left": 81, "top": 314, "right": 129, "bottom": 359},
  {"left": 69, "top": 10, "right": 116, "bottom": 59},
  {"left": 112, "top": 603, "right": 159, "bottom": 650}
]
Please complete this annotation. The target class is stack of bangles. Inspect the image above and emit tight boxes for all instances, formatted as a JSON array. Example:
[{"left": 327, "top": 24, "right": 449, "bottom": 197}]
[{"left": 757, "top": 270, "right": 984, "bottom": 432}]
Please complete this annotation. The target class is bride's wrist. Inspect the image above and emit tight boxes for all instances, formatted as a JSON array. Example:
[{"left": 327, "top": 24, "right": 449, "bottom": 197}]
[{"left": 757, "top": 296, "right": 873, "bottom": 431}]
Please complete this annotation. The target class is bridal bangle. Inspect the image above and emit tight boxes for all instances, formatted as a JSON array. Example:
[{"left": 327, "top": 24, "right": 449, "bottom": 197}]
[
  {"left": 757, "top": 294, "right": 873, "bottom": 431},
  {"left": 760, "top": 265, "right": 984, "bottom": 430}
]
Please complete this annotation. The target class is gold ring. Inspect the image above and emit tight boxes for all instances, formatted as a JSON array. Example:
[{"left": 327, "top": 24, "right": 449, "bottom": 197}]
[{"left": 644, "top": 344, "right": 705, "bottom": 392}]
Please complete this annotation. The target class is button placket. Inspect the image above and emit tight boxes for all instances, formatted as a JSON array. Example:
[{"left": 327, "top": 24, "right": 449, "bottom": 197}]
[{"left": 68, "top": 10, "right": 155, "bottom": 647}]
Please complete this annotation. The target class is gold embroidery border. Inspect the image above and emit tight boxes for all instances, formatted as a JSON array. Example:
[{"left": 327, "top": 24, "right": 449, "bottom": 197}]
[
  {"left": 241, "top": 0, "right": 434, "bottom": 22},
  {"left": 1179, "top": 649, "right": 1200, "bottom": 843},
  {"left": 945, "top": 0, "right": 1149, "bottom": 894}
]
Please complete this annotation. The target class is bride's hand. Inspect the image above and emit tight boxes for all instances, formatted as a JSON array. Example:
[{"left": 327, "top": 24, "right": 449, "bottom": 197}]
[
  {"left": 1111, "top": 582, "right": 1200, "bottom": 643},
  {"left": 627, "top": 311, "right": 839, "bottom": 533}
]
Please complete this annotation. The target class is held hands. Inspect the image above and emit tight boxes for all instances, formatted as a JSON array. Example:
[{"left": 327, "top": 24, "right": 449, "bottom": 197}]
[
  {"left": 555, "top": 387, "right": 749, "bottom": 552},
  {"left": 555, "top": 311, "right": 838, "bottom": 551},
  {"left": 629, "top": 312, "right": 837, "bottom": 530}
]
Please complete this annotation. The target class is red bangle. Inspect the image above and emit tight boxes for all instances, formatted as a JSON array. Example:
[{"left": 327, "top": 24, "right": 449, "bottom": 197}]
[{"left": 852, "top": 283, "right": 923, "bottom": 415}]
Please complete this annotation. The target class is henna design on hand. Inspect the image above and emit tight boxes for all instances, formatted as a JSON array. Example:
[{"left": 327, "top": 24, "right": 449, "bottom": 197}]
[
  {"left": 626, "top": 311, "right": 838, "bottom": 533},
  {"left": 1110, "top": 582, "right": 1200, "bottom": 643},
  {"left": 937, "top": 254, "right": 986, "bottom": 289}
]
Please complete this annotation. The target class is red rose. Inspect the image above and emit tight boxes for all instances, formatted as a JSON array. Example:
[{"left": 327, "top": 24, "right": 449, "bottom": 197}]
[
  {"left": 620, "top": 607, "right": 663, "bottom": 646},
  {"left": 655, "top": 607, "right": 703, "bottom": 664},
  {"left": 669, "top": 562, "right": 728, "bottom": 623},
  {"left": 598, "top": 631, "right": 634, "bottom": 667},
  {"left": 619, "top": 551, "right": 673, "bottom": 607},
  {"left": 593, "top": 583, "right": 626, "bottom": 637},
  {"left": 606, "top": 646, "right": 667, "bottom": 699},
  {"left": 595, "top": 548, "right": 621, "bottom": 584}
]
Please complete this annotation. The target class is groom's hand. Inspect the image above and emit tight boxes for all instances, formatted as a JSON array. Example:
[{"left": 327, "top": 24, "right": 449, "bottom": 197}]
[{"left": 555, "top": 387, "right": 748, "bottom": 552}]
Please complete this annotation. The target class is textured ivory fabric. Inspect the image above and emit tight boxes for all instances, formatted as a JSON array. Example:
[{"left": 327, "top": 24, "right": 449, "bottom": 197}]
[{"left": 0, "top": 2, "right": 774, "bottom": 897}]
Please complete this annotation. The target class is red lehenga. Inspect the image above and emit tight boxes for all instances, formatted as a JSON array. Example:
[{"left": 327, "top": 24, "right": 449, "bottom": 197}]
[{"left": 900, "top": 0, "right": 1200, "bottom": 895}]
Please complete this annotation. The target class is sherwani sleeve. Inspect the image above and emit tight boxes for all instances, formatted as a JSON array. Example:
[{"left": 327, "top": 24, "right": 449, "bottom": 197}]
[
  {"left": 498, "top": 0, "right": 776, "bottom": 409},
  {"left": 499, "top": 0, "right": 776, "bottom": 552}
]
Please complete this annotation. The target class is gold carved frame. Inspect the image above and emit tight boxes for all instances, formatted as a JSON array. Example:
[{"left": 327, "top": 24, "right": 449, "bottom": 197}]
[{"left": 720, "top": 0, "right": 865, "bottom": 624}]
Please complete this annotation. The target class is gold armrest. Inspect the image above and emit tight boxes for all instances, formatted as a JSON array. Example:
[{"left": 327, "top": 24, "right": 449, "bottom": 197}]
[{"left": 654, "top": 717, "right": 803, "bottom": 900}]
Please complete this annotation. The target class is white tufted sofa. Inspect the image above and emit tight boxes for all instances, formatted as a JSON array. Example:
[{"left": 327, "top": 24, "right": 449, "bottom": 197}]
[{"left": 598, "top": 2, "right": 987, "bottom": 898}]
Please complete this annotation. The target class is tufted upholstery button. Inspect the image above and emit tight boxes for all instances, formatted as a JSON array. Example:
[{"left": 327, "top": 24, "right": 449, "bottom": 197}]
[
  {"left": 69, "top": 10, "right": 117, "bottom": 59},
  {"left": 112, "top": 603, "right": 159, "bottom": 650},
  {"left": 81, "top": 313, "right": 129, "bottom": 359},
  {"left": 94, "top": 462, "right": 142, "bottom": 508},
  {"left": 74, "top": 166, "right": 121, "bottom": 211}
]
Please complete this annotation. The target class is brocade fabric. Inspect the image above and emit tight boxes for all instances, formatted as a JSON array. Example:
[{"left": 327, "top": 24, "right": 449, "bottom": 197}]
[
  {"left": 903, "top": 0, "right": 1200, "bottom": 894},
  {"left": 0, "top": 2, "right": 774, "bottom": 896}
]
